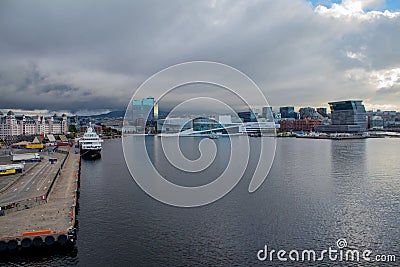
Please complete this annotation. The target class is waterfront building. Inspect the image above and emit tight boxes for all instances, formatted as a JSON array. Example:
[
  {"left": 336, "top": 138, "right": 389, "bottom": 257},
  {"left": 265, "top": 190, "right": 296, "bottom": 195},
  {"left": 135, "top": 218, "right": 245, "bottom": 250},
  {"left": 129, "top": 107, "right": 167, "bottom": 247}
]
[
  {"left": 366, "top": 109, "right": 400, "bottom": 129},
  {"left": 131, "top": 97, "right": 159, "bottom": 133},
  {"left": 240, "top": 121, "right": 276, "bottom": 135},
  {"left": 317, "top": 107, "right": 328, "bottom": 117},
  {"left": 193, "top": 117, "right": 224, "bottom": 132},
  {"left": 156, "top": 115, "right": 275, "bottom": 136},
  {"left": 279, "top": 106, "right": 296, "bottom": 119},
  {"left": 380, "top": 111, "right": 399, "bottom": 127},
  {"left": 369, "top": 116, "right": 384, "bottom": 129},
  {"left": 314, "top": 100, "right": 367, "bottom": 133},
  {"left": 273, "top": 112, "right": 281, "bottom": 120},
  {"left": 132, "top": 98, "right": 158, "bottom": 124},
  {"left": 157, "top": 118, "right": 192, "bottom": 133},
  {"left": 252, "top": 108, "right": 261, "bottom": 118},
  {"left": 0, "top": 111, "right": 67, "bottom": 139},
  {"left": 261, "top": 107, "right": 274, "bottom": 121},
  {"left": 299, "top": 107, "right": 315, "bottom": 119},
  {"left": 279, "top": 118, "right": 322, "bottom": 132},
  {"left": 238, "top": 111, "right": 257, "bottom": 122}
]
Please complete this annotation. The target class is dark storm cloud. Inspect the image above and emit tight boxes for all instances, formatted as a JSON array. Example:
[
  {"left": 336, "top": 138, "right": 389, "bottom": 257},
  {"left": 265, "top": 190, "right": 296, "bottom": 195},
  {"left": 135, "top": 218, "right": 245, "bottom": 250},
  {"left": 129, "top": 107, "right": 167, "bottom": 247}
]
[
  {"left": 0, "top": 0, "right": 399, "bottom": 113},
  {"left": 39, "top": 84, "right": 79, "bottom": 95}
]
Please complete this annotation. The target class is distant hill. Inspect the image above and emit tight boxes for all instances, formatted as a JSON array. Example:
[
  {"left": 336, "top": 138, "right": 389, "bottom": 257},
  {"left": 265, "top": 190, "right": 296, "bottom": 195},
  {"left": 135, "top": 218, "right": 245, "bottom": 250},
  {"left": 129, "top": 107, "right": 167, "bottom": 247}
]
[
  {"left": 88, "top": 109, "right": 171, "bottom": 119},
  {"left": 91, "top": 110, "right": 125, "bottom": 118}
]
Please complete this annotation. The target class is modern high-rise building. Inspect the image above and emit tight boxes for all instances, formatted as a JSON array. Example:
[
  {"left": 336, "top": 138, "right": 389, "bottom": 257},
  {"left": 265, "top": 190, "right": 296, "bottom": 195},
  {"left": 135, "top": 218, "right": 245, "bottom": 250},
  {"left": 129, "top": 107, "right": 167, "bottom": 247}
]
[
  {"left": 299, "top": 107, "right": 315, "bottom": 119},
  {"left": 262, "top": 107, "right": 274, "bottom": 121},
  {"left": 315, "top": 100, "right": 367, "bottom": 133},
  {"left": 279, "top": 106, "right": 295, "bottom": 119},
  {"left": 238, "top": 111, "right": 257, "bottom": 122},
  {"left": 316, "top": 108, "right": 328, "bottom": 117},
  {"left": 132, "top": 97, "right": 158, "bottom": 128}
]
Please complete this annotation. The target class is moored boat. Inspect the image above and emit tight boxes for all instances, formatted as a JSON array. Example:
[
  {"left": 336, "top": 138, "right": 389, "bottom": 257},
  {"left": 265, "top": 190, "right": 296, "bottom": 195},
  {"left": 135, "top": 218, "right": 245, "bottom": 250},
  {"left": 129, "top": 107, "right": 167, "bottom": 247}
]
[{"left": 79, "top": 123, "right": 103, "bottom": 160}]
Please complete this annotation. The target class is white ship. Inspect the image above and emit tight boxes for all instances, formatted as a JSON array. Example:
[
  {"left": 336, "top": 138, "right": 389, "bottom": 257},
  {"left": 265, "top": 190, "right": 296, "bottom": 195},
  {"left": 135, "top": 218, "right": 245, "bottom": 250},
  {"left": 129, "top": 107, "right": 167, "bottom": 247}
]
[{"left": 79, "top": 123, "right": 103, "bottom": 159}]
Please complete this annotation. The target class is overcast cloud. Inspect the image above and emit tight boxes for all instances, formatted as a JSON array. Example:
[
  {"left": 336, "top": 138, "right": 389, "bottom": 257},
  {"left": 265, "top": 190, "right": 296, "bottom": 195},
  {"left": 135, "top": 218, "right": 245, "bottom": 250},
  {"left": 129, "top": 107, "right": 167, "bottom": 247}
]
[{"left": 0, "top": 0, "right": 399, "bottom": 114}]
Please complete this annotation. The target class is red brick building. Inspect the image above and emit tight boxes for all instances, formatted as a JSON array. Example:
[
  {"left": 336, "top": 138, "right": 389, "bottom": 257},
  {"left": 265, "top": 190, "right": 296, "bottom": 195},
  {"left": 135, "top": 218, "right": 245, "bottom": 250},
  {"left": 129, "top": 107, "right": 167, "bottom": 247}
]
[{"left": 279, "top": 119, "right": 322, "bottom": 132}]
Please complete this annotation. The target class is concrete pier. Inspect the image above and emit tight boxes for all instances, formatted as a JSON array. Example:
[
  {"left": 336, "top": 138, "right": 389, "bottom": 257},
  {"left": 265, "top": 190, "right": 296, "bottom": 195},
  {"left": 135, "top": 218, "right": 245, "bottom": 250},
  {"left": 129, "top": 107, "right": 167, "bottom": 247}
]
[{"left": 0, "top": 146, "right": 81, "bottom": 251}]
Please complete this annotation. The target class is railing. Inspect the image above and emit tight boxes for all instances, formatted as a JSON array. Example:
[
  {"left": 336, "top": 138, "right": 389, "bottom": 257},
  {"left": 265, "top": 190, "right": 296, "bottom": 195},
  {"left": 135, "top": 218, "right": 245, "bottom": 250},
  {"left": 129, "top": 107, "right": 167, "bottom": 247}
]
[
  {"left": 45, "top": 150, "right": 69, "bottom": 200},
  {"left": 0, "top": 196, "right": 47, "bottom": 215}
]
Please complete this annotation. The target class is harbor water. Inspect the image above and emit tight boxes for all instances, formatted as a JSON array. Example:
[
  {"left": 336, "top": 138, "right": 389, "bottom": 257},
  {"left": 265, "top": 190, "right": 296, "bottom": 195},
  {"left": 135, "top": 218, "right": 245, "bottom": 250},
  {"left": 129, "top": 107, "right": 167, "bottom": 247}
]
[{"left": 1, "top": 137, "right": 399, "bottom": 266}]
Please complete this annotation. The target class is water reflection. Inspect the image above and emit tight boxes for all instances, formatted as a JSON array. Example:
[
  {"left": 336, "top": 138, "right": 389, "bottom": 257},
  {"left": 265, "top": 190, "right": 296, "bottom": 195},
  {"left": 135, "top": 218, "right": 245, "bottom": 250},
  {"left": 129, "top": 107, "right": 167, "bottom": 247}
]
[{"left": 330, "top": 139, "right": 397, "bottom": 255}]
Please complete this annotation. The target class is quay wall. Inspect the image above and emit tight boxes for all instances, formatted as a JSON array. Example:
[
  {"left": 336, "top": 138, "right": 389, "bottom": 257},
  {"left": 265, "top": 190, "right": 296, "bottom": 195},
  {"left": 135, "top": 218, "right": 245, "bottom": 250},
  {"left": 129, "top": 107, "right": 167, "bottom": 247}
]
[{"left": 0, "top": 146, "right": 81, "bottom": 251}]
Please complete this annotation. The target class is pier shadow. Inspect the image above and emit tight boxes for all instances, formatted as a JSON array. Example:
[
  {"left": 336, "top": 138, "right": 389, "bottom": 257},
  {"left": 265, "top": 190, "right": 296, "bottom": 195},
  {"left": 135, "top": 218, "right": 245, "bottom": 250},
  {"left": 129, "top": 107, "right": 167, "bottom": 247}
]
[{"left": 0, "top": 243, "right": 78, "bottom": 265}]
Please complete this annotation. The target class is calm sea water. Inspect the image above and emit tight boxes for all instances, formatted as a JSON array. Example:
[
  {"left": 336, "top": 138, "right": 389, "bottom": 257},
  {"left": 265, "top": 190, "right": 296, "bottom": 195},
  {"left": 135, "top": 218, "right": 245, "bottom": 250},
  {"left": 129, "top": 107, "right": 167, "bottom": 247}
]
[{"left": 1, "top": 137, "right": 399, "bottom": 266}]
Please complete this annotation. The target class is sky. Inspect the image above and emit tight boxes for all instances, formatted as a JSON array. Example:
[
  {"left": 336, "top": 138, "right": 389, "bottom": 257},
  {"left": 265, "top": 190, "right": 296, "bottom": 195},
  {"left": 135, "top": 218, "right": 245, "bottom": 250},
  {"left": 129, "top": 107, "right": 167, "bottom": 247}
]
[
  {"left": 0, "top": 0, "right": 400, "bottom": 115},
  {"left": 309, "top": 0, "right": 400, "bottom": 11}
]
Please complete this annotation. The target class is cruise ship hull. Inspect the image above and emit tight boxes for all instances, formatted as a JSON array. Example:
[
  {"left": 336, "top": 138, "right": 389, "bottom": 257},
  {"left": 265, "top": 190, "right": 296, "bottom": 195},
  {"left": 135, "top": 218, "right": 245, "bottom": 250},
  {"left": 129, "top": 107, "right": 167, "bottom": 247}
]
[{"left": 81, "top": 149, "right": 101, "bottom": 160}]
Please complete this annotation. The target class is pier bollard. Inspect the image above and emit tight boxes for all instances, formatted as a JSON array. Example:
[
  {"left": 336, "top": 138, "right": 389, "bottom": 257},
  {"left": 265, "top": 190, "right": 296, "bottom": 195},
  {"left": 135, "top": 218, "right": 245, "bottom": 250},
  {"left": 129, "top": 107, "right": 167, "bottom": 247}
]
[
  {"left": 32, "top": 236, "right": 43, "bottom": 247},
  {"left": 57, "top": 234, "right": 67, "bottom": 245},
  {"left": 0, "top": 241, "right": 7, "bottom": 251},
  {"left": 45, "top": 235, "right": 55, "bottom": 246},
  {"left": 7, "top": 240, "right": 18, "bottom": 250},
  {"left": 21, "top": 237, "right": 32, "bottom": 248}
]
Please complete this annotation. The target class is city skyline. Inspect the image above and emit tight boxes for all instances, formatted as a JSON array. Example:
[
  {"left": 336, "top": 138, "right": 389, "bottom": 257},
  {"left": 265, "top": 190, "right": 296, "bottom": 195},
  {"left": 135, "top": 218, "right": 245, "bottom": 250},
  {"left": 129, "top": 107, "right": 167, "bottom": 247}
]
[
  {"left": 0, "top": 93, "right": 398, "bottom": 146},
  {"left": 0, "top": 0, "right": 399, "bottom": 113},
  {"left": 1, "top": 98, "right": 400, "bottom": 118}
]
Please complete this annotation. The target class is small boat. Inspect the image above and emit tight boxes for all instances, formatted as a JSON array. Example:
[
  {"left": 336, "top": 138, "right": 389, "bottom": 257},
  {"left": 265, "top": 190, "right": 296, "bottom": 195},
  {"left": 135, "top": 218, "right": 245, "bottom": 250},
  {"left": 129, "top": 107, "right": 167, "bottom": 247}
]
[
  {"left": 79, "top": 123, "right": 103, "bottom": 160},
  {"left": 276, "top": 132, "right": 296, "bottom": 137},
  {"left": 208, "top": 133, "right": 219, "bottom": 139}
]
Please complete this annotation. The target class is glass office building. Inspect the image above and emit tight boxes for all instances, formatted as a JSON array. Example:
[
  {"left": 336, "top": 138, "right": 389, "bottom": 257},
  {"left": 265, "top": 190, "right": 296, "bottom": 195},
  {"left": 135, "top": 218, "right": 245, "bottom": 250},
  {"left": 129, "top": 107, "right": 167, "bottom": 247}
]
[
  {"left": 330, "top": 101, "right": 366, "bottom": 127},
  {"left": 315, "top": 100, "right": 367, "bottom": 133},
  {"left": 279, "top": 106, "right": 295, "bottom": 119},
  {"left": 132, "top": 97, "right": 158, "bottom": 131},
  {"left": 238, "top": 111, "right": 257, "bottom": 122}
]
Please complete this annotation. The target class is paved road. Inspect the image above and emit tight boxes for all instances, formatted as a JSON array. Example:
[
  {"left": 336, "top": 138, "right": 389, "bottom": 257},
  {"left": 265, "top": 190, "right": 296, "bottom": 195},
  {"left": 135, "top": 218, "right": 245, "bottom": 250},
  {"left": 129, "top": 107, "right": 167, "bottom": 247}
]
[
  {"left": 0, "top": 146, "right": 78, "bottom": 237},
  {"left": 0, "top": 154, "right": 65, "bottom": 205},
  {"left": 0, "top": 162, "right": 36, "bottom": 191}
]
